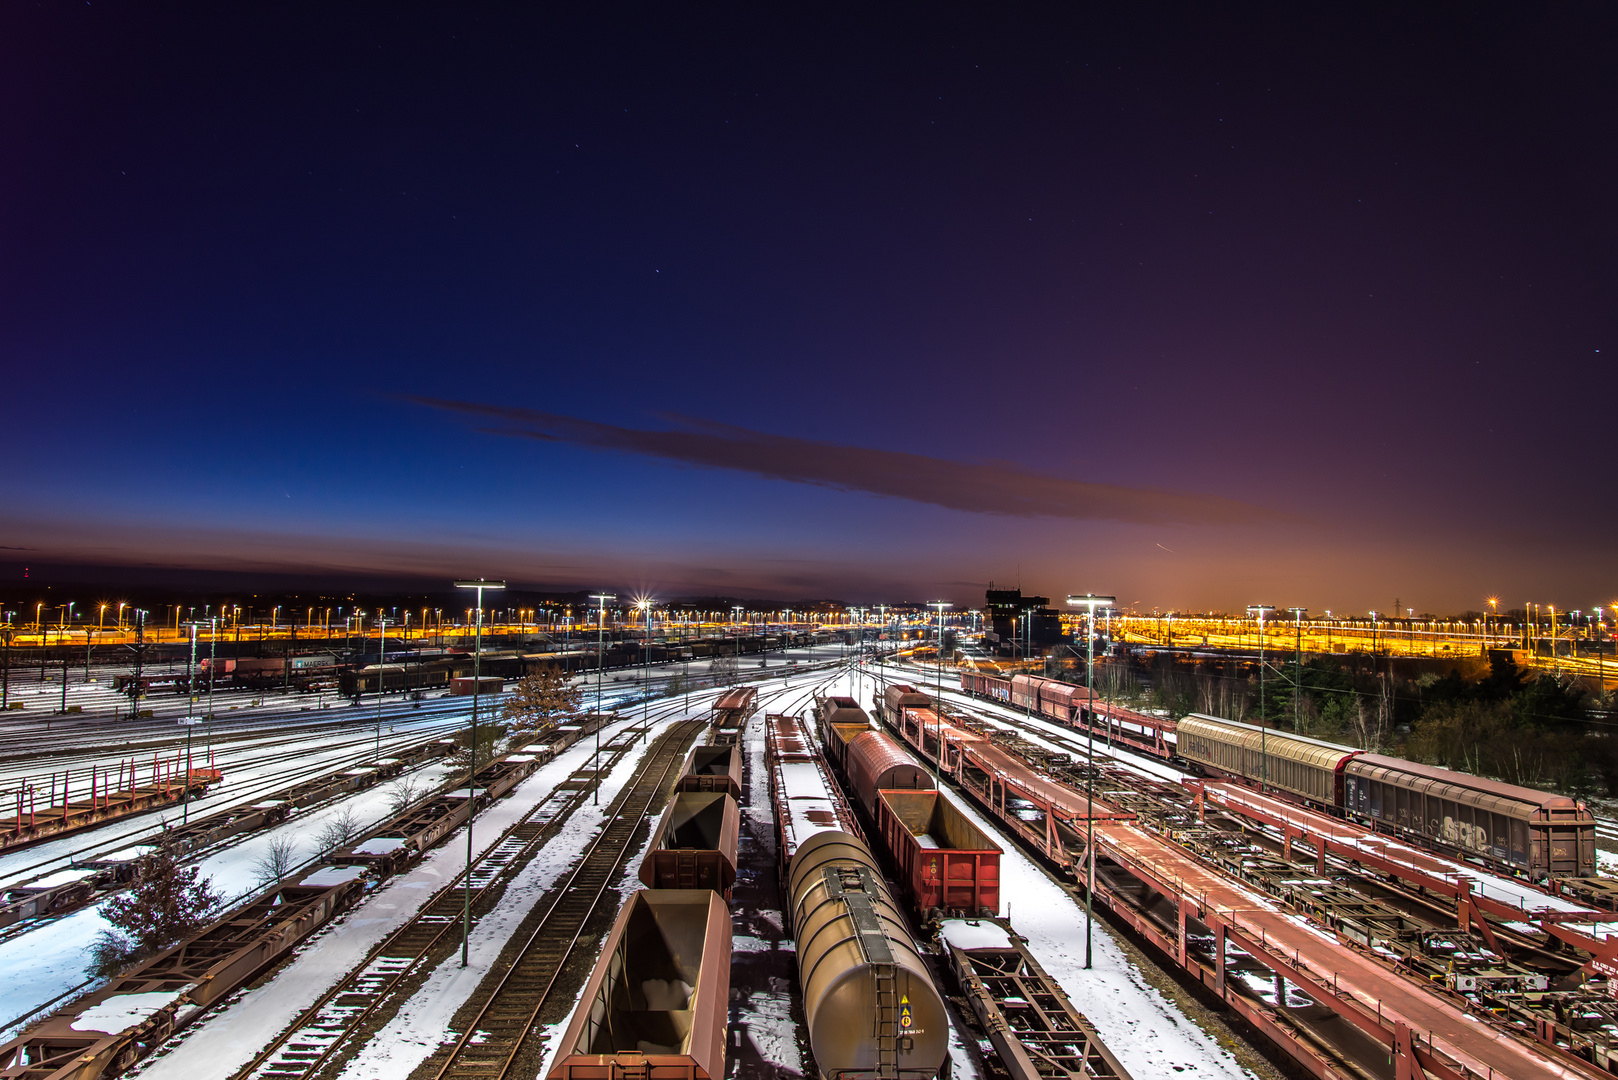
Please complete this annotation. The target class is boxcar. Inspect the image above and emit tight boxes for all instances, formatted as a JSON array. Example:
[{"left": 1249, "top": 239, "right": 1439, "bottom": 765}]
[
  {"left": 676, "top": 744, "right": 743, "bottom": 799},
  {"left": 961, "top": 671, "right": 1011, "bottom": 703},
  {"left": 1344, "top": 754, "right": 1597, "bottom": 879},
  {"left": 547, "top": 889, "right": 732, "bottom": 1080},
  {"left": 876, "top": 789, "right": 1000, "bottom": 919},
  {"left": 1009, "top": 674, "right": 1048, "bottom": 712},
  {"left": 1177, "top": 714, "right": 1357, "bottom": 807},
  {"left": 638, "top": 791, "right": 740, "bottom": 897}
]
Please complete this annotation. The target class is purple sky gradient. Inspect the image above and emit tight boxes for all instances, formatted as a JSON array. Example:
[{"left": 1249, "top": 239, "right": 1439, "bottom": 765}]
[{"left": 1, "top": 5, "right": 1613, "bottom": 612}]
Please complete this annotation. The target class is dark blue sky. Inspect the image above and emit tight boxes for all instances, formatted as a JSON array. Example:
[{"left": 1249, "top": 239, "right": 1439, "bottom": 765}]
[{"left": 3, "top": 4, "right": 1613, "bottom": 611}]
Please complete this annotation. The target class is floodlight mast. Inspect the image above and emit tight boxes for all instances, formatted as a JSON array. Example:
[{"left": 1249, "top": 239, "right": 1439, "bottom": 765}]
[
  {"left": 1066, "top": 593, "right": 1114, "bottom": 972},
  {"left": 1248, "top": 605, "right": 1276, "bottom": 790},
  {"left": 453, "top": 578, "right": 505, "bottom": 967},
  {"left": 590, "top": 593, "right": 616, "bottom": 805}
]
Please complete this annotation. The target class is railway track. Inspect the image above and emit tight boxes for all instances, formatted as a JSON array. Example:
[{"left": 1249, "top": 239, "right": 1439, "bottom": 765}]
[
  {"left": 229, "top": 720, "right": 669, "bottom": 1080},
  {"left": 0, "top": 724, "right": 460, "bottom": 889},
  {"left": 424, "top": 716, "right": 707, "bottom": 1080}
]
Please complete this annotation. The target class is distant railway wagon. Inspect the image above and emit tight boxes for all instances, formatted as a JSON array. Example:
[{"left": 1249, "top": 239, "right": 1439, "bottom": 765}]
[
  {"left": 1180, "top": 713, "right": 1597, "bottom": 879},
  {"left": 875, "top": 789, "right": 1000, "bottom": 920},
  {"left": 960, "top": 671, "right": 1011, "bottom": 703},
  {"left": 638, "top": 791, "right": 740, "bottom": 897},
  {"left": 1176, "top": 714, "right": 1353, "bottom": 808},
  {"left": 709, "top": 686, "right": 758, "bottom": 743},
  {"left": 1344, "top": 754, "right": 1596, "bottom": 878},
  {"left": 676, "top": 744, "right": 743, "bottom": 799},
  {"left": 547, "top": 889, "right": 732, "bottom": 1080}
]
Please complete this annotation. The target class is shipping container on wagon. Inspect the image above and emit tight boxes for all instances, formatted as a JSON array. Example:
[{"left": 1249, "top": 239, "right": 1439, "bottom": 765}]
[
  {"left": 1176, "top": 714, "right": 1356, "bottom": 807},
  {"left": 546, "top": 889, "right": 732, "bottom": 1080},
  {"left": 1344, "top": 753, "right": 1597, "bottom": 878},
  {"left": 637, "top": 790, "right": 740, "bottom": 897},
  {"left": 875, "top": 789, "right": 1001, "bottom": 919},
  {"left": 676, "top": 744, "right": 743, "bottom": 799},
  {"left": 787, "top": 830, "right": 951, "bottom": 1080}
]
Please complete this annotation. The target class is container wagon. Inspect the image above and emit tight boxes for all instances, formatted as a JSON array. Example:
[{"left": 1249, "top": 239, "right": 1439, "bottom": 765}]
[
  {"left": 546, "top": 889, "right": 732, "bottom": 1080},
  {"left": 637, "top": 790, "right": 740, "bottom": 897}
]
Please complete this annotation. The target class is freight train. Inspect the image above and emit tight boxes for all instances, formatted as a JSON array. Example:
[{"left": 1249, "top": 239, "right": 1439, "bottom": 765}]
[
  {"left": 766, "top": 710, "right": 952, "bottom": 1080},
  {"left": 957, "top": 670, "right": 1597, "bottom": 880},
  {"left": 548, "top": 736, "right": 742, "bottom": 1080},
  {"left": 816, "top": 695, "right": 1002, "bottom": 922}
]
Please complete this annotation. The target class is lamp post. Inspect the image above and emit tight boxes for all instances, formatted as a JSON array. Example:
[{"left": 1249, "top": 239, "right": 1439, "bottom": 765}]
[
  {"left": 1247, "top": 605, "right": 1275, "bottom": 789},
  {"left": 1287, "top": 607, "right": 1307, "bottom": 732},
  {"left": 732, "top": 605, "right": 744, "bottom": 679},
  {"left": 928, "top": 602, "right": 951, "bottom": 771},
  {"left": 1066, "top": 593, "right": 1114, "bottom": 971},
  {"left": 637, "top": 598, "right": 655, "bottom": 741},
  {"left": 180, "top": 621, "right": 201, "bottom": 824},
  {"left": 206, "top": 617, "right": 217, "bottom": 753},
  {"left": 590, "top": 593, "right": 616, "bottom": 804},
  {"left": 452, "top": 578, "right": 505, "bottom": 967},
  {"left": 375, "top": 615, "right": 387, "bottom": 762}
]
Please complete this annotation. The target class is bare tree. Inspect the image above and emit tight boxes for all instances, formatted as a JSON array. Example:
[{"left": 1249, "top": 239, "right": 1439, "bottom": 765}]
[
  {"left": 385, "top": 776, "right": 424, "bottom": 818},
  {"left": 253, "top": 834, "right": 300, "bottom": 892},
  {"left": 314, "top": 807, "right": 361, "bottom": 854}
]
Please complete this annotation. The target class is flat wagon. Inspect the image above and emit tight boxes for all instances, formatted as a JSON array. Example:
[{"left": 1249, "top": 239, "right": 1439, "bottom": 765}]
[{"left": 547, "top": 889, "right": 732, "bottom": 1080}]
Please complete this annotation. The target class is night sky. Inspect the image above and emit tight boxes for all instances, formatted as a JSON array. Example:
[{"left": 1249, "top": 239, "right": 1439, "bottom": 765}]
[{"left": 3, "top": 4, "right": 1613, "bottom": 612}]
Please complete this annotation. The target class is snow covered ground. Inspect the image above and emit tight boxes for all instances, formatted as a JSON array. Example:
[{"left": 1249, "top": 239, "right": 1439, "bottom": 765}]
[
  {"left": 0, "top": 756, "right": 455, "bottom": 1037},
  {"left": 944, "top": 792, "right": 1257, "bottom": 1079},
  {"left": 337, "top": 705, "right": 704, "bottom": 1080},
  {"left": 127, "top": 712, "right": 663, "bottom": 1080}
]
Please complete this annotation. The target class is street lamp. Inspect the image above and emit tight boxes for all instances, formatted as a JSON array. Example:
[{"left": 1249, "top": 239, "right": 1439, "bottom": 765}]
[
  {"left": 637, "top": 598, "right": 655, "bottom": 741},
  {"left": 1287, "top": 607, "right": 1307, "bottom": 732},
  {"left": 590, "top": 593, "right": 616, "bottom": 804},
  {"left": 1066, "top": 593, "right": 1114, "bottom": 971},
  {"left": 452, "top": 578, "right": 505, "bottom": 967},
  {"left": 1247, "top": 605, "right": 1275, "bottom": 788}
]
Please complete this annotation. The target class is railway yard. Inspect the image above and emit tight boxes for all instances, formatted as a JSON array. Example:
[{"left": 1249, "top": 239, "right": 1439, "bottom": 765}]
[{"left": 2, "top": 643, "right": 1618, "bottom": 1080}]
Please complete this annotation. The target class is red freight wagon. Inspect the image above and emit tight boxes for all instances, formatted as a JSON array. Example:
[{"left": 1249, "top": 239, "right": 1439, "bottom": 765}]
[
  {"left": 547, "top": 890, "right": 732, "bottom": 1080},
  {"left": 876, "top": 789, "right": 1001, "bottom": 920},
  {"left": 676, "top": 744, "right": 743, "bottom": 799},
  {"left": 1009, "top": 674, "right": 1047, "bottom": 711},
  {"left": 638, "top": 791, "right": 740, "bottom": 897}
]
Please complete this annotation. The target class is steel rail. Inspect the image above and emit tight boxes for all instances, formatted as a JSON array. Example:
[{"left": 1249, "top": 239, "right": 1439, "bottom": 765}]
[
  {"left": 427, "top": 716, "right": 708, "bottom": 1080},
  {"left": 228, "top": 719, "right": 658, "bottom": 1080}
]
